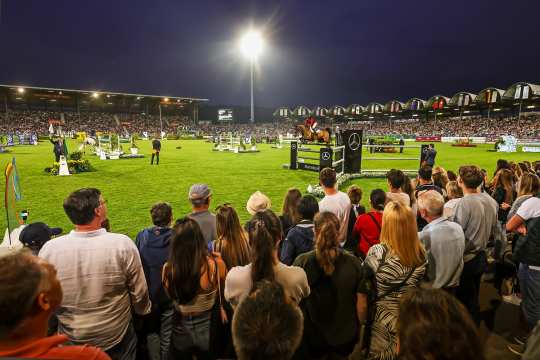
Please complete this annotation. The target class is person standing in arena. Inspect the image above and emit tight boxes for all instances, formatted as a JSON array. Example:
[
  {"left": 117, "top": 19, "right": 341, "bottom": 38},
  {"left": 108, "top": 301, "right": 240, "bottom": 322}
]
[
  {"left": 49, "top": 136, "right": 64, "bottom": 162},
  {"left": 151, "top": 136, "right": 161, "bottom": 165}
]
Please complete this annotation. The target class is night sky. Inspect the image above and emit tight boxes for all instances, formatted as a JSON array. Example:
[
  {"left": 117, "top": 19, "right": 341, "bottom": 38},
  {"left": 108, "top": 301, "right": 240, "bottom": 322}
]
[{"left": 1, "top": 0, "right": 539, "bottom": 108}]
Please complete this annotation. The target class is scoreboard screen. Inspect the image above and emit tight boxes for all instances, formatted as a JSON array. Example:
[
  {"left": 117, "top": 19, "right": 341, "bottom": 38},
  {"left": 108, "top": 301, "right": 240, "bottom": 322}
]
[{"left": 217, "top": 109, "right": 234, "bottom": 122}]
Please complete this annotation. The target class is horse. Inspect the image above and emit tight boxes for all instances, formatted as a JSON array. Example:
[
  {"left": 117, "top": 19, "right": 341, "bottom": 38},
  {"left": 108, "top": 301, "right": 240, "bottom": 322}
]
[{"left": 295, "top": 124, "right": 332, "bottom": 144}]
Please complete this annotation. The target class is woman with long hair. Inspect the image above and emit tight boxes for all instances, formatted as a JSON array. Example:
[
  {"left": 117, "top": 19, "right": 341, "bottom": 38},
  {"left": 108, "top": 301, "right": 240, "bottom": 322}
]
[
  {"left": 490, "top": 168, "right": 516, "bottom": 224},
  {"left": 294, "top": 212, "right": 365, "bottom": 358},
  {"left": 397, "top": 288, "right": 484, "bottom": 360},
  {"left": 213, "top": 204, "right": 251, "bottom": 269},
  {"left": 280, "top": 188, "right": 302, "bottom": 236},
  {"left": 225, "top": 209, "right": 309, "bottom": 308},
  {"left": 433, "top": 171, "right": 449, "bottom": 198},
  {"left": 443, "top": 180, "right": 463, "bottom": 218},
  {"left": 162, "top": 217, "right": 227, "bottom": 359},
  {"left": 359, "top": 201, "right": 427, "bottom": 360},
  {"left": 508, "top": 173, "right": 540, "bottom": 220},
  {"left": 400, "top": 175, "right": 417, "bottom": 215}
]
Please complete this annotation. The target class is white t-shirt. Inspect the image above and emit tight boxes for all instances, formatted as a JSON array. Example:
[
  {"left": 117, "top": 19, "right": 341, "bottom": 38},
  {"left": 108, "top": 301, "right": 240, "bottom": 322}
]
[
  {"left": 319, "top": 191, "right": 351, "bottom": 243},
  {"left": 517, "top": 197, "right": 540, "bottom": 220}
]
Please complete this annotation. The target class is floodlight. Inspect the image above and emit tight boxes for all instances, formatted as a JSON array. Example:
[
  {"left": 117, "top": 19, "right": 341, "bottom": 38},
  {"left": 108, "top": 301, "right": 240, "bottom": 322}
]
[
  {"left": 92, "top": 92, "right": 99, "bottom": 98},
  {"left": 240, "top": 30, "right": 263, "bottom": 60},
  {"left": 17, "top": 87, "right": 25, "bottom": 94},
  {"left": 163, "top": 97, "right": 169, "bottom": 102}
]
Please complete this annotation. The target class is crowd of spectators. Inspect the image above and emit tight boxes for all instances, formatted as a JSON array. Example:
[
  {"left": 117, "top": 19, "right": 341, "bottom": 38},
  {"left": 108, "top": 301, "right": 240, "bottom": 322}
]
[
  {"left": 1, "top": 157, "right": 540, "bottom": 359},
  {"left": 2, "top": 109, "right": 540, "bottom": 141}
]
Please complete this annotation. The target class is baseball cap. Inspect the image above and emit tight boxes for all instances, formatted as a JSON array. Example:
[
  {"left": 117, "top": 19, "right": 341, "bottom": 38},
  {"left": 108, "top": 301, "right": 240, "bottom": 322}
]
[
  {"left": 19, "top": 222, "right": 62, "bottom": 249},
  {"left": 188, "top": 184, "right": 212, "bottom": 203}
]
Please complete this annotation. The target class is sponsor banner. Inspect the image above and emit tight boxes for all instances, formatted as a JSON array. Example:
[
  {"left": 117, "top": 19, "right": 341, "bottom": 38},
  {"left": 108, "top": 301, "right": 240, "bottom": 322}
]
[
  {"left": 522, "top": 146, "right": 540, "bottom": 153},
  {"left": 441, "top": 137, "right": 486, "bottom": 144},
  {"left": 415, "top": 136, "right": 441, "bottom": 142}
]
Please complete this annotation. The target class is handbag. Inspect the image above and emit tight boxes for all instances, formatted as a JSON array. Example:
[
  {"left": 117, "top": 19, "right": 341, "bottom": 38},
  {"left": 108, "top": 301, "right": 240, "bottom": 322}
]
[{"left": 209, "top": 258, "right": 235, "bottom": 358}]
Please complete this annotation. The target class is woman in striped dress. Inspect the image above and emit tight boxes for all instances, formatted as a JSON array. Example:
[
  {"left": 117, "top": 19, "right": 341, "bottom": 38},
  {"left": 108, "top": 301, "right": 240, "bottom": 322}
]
[{"left": 362, "top": 201, "right": 427, "bottom": 360}]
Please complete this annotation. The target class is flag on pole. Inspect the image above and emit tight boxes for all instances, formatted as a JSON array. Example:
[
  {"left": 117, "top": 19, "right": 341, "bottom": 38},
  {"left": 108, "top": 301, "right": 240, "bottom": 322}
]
[
  {"left": 4, "top": 158, "right": 23, "bottom": 246},
  {"left": 62, "top": 137, "right": 69, "bottom": 158}
]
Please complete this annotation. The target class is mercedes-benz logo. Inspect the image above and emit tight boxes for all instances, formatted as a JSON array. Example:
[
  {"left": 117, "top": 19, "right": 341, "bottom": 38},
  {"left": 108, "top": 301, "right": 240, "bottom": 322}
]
[
  {"left": 321, "top": 152, "right": 331, "bottom": 161},
  {"left": 291, "top": 143, "right": 297, "bottom": 150},
  {"left": 348, "top": 133, "right": 361, "bottom": 151}
]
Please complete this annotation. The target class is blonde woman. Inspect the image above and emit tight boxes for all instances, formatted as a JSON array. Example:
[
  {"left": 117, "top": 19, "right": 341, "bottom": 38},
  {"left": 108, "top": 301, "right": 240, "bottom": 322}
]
[
  {"left": 359, "top": 201, "right": 427, "bottom": 360},
  {"left": 443, "top": 181, "right": 463, "bottom": 218}
]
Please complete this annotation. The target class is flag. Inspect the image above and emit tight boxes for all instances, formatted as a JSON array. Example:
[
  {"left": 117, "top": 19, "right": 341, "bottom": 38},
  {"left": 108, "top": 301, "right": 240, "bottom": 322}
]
[{"left": 4, "top": 158, "right": 23, "bottom": 245}]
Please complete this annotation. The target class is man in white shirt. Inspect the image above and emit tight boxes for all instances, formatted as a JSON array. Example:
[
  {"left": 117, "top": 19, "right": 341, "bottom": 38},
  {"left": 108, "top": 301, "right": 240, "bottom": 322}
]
[
  {"left": 318, "top": 167, "right": 350, "bottom": 244},
  {"left": 39, "top": 188, "right": 151, "bottom": 360}
]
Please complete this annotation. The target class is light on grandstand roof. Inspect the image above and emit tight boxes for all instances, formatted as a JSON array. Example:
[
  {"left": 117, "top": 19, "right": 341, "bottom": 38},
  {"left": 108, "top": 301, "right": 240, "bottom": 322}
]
[
  {"left": 412, "top": 114, "right": 419, "bottom": 117},
  {"left": 17, "top": 87, "right": 25, "bottom": 94},
  {"left": 240, "top": 30, "right": 264, "bottom": 61},
  {"left": 163, "top": 97, "right": 169, "bottom": 102},
  {"left": 463, "top": 110, "right": 470, "bottom": 114},
  {"left": 58, "top": 91, "right": 62, "bottom": 95},
  {"left": 92, "top": 92, "right": 99, "bottom": 98},
  {"left": 493, "top": 108, "right": 501, "bottom": 112},
  {"left": 136, "top": 96, "right": 142, "bottom": 100},
  {"left": 527, "top": 105, "right": 535, "bottom": 109},
  {"left": 106, "top": 94, "right": 111, "bottom": 98}
]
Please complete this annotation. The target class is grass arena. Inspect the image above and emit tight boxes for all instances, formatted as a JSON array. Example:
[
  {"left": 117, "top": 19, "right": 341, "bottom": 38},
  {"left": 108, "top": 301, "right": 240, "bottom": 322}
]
[{"left": 2, "top": 138, "right": 538, "bottom": 239}]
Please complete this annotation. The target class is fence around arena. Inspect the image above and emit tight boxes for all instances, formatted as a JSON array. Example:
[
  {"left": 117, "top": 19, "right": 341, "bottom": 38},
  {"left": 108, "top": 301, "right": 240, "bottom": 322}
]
[{"left": 360, "top": 143, "right": 425, "bottom": 175}]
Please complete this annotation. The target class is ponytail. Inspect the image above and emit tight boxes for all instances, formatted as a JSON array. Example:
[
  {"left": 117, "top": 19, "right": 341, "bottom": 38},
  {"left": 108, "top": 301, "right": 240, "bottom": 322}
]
[
  {"left": 314, "top": 212, "right": 340, "bottom": 275},
  {"left": 248, "top": 210, "right": 282, "bottom": 283}
]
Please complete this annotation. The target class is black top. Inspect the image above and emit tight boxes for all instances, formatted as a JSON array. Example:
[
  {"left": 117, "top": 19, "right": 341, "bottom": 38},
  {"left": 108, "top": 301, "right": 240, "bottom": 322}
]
[
  {"left": 294, "top": 250, "right": 364, "bottom": 346},
  {"left": 152, "top": 139, "right": 161, "bottom": 151}
]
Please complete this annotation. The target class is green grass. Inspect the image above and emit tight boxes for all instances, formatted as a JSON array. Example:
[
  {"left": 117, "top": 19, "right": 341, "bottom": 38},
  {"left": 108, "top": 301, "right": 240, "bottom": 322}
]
[{"left": 1, "top": 140, "right": 538, "bottom": 240}]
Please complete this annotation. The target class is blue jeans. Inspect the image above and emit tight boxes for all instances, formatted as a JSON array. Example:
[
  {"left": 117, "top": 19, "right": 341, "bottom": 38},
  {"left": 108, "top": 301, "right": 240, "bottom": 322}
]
[
  {"left": 168, "top": 311, "right": 212, "bottom": 360},
  {"left": 518, "top": 264, "right": 540, "bottom": 329},
  {"left": 147, "top": 307, "right": 174, "bottom": 360},
  {"left": 106, "top": 322, "right": 137, "bottom": 360}
]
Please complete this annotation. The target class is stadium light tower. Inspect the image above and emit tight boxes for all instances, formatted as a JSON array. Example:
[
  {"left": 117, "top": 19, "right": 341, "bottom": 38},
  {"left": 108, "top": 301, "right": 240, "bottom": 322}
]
[{"left": 240, "top": 30, "right": 263, "bottom": 123}]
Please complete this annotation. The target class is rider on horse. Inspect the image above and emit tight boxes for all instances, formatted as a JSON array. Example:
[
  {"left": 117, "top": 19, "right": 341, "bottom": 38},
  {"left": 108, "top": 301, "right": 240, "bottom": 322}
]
[{"left": 305, "top": 116, "right": 318, "bottom": 135}]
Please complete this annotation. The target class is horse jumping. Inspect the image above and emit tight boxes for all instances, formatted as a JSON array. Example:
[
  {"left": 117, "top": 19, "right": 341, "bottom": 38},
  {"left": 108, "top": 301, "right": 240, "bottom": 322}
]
[{"left": 295, "top": 124, "right": 332, "bottom": 144}]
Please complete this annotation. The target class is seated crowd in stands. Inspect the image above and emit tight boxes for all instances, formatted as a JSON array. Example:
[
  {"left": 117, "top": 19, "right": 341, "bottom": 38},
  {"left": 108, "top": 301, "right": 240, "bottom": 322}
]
[
  {"left": 2, "top": 109, "right": 540, "bottom": 141},
  {"left": 1, "top": 159, "right": 540, "bottom": 359}
]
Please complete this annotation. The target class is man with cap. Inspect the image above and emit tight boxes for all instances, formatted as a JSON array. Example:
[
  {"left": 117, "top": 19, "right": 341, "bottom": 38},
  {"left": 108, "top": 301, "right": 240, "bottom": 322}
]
[
  {"left": 20, "top": 222, "right": 62, "bottom": 255},
  {"left": 188, "top": 184, "right": 216, "bottom": 247}
]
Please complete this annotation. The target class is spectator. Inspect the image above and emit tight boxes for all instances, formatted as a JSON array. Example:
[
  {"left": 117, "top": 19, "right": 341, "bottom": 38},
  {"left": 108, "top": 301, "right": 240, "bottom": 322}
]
[
  {"left": 19, "top": 222, "right": 62, "bottom": 255},
  {"left": 246, "top": 190, "right": 272, "bottom": 216},
  {"left": 507, "top": 193, "right": 540, "bottom": 331},
  {"left": 345, "top": 185, "right": 366, "bottom": 253},
  {"left": 188, "top": 184, "right": 216, "bottom": 247},
  {"left": 385, "top": 169, "right": 410, "bottom": 207},
  {"left": 318, "top": 167, "right": 351, "bottom": 244},
  {"left": 416, "top": 165, "right": 443, "bottom": 230},
  {"left": 353, "top": 189, "right": 386, "bottom": 258},
  {"left": 162, "top": 217, "right": 227, "bottom": 358},
  {"left": 423, "top": 143, "right": 437, "bottom": 167},
  {"left": 225, "top": 209, "right": 310, "bottom": 307},
  {"left": 280, "top": 195, "right": 318, "bottom": 266},
  {"left": 418, "top": 191, "right": 465, "bottom": 291},
  {"left": 280, "top": 188, "right": 302, "bottom": 237},
  {"left": 401, "top": 175, "right": 418, "bottom": 215},
  {"left": 135, "top": 202, "right": 174, "bottom": 360},
  {"left": 451, "top": 166, "right": 500, "bottom": 323},
  {"left": 397, "top": 288, "right": 484, "bottom": 360},
  {"left": 447, "top": 170, "right": 458, "bottom": 182},
  {"left": 39, "top": 188, "right": 151, "bottom": 360},
  {"left": 433, "top": 171, "right": 449, "bottom": 198},
  {"left": 294, "top": 212, "right": 364, "bottom": 358},
  {"left": 508, "top": 173, "right": 540, "bottom": 220},
  {"left": 0, "top": 252, "right": 110, "bottom": 359},
  {"left": 490, "top": 168, "right": 516, "bottom": 224},
  {"left": 232, "top": 280, "right": 303, "bottom": 360},
  {"left": 443, "top": 180, "right": 463, "bottom": 218},
  {"left": 213, "top": 203, "right": 251, "bottom": 269},
  {"left": 359, "top": 201, "right": 427, "bottom": 359}
]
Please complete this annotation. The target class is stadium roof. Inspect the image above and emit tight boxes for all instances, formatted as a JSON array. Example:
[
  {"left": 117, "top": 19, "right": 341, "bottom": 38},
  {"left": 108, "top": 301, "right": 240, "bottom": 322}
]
[{"left": 0, "top": 84, "right": 208, "bottom": 103}]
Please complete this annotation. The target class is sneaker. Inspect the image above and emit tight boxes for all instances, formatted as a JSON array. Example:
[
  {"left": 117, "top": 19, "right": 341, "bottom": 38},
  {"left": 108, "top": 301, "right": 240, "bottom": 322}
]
[
  {"left": 514, "top": 334, "right": 528, "bottom": 346},
  {"left": 507, "top": 343, "right": 524, "bottom": 356}
]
